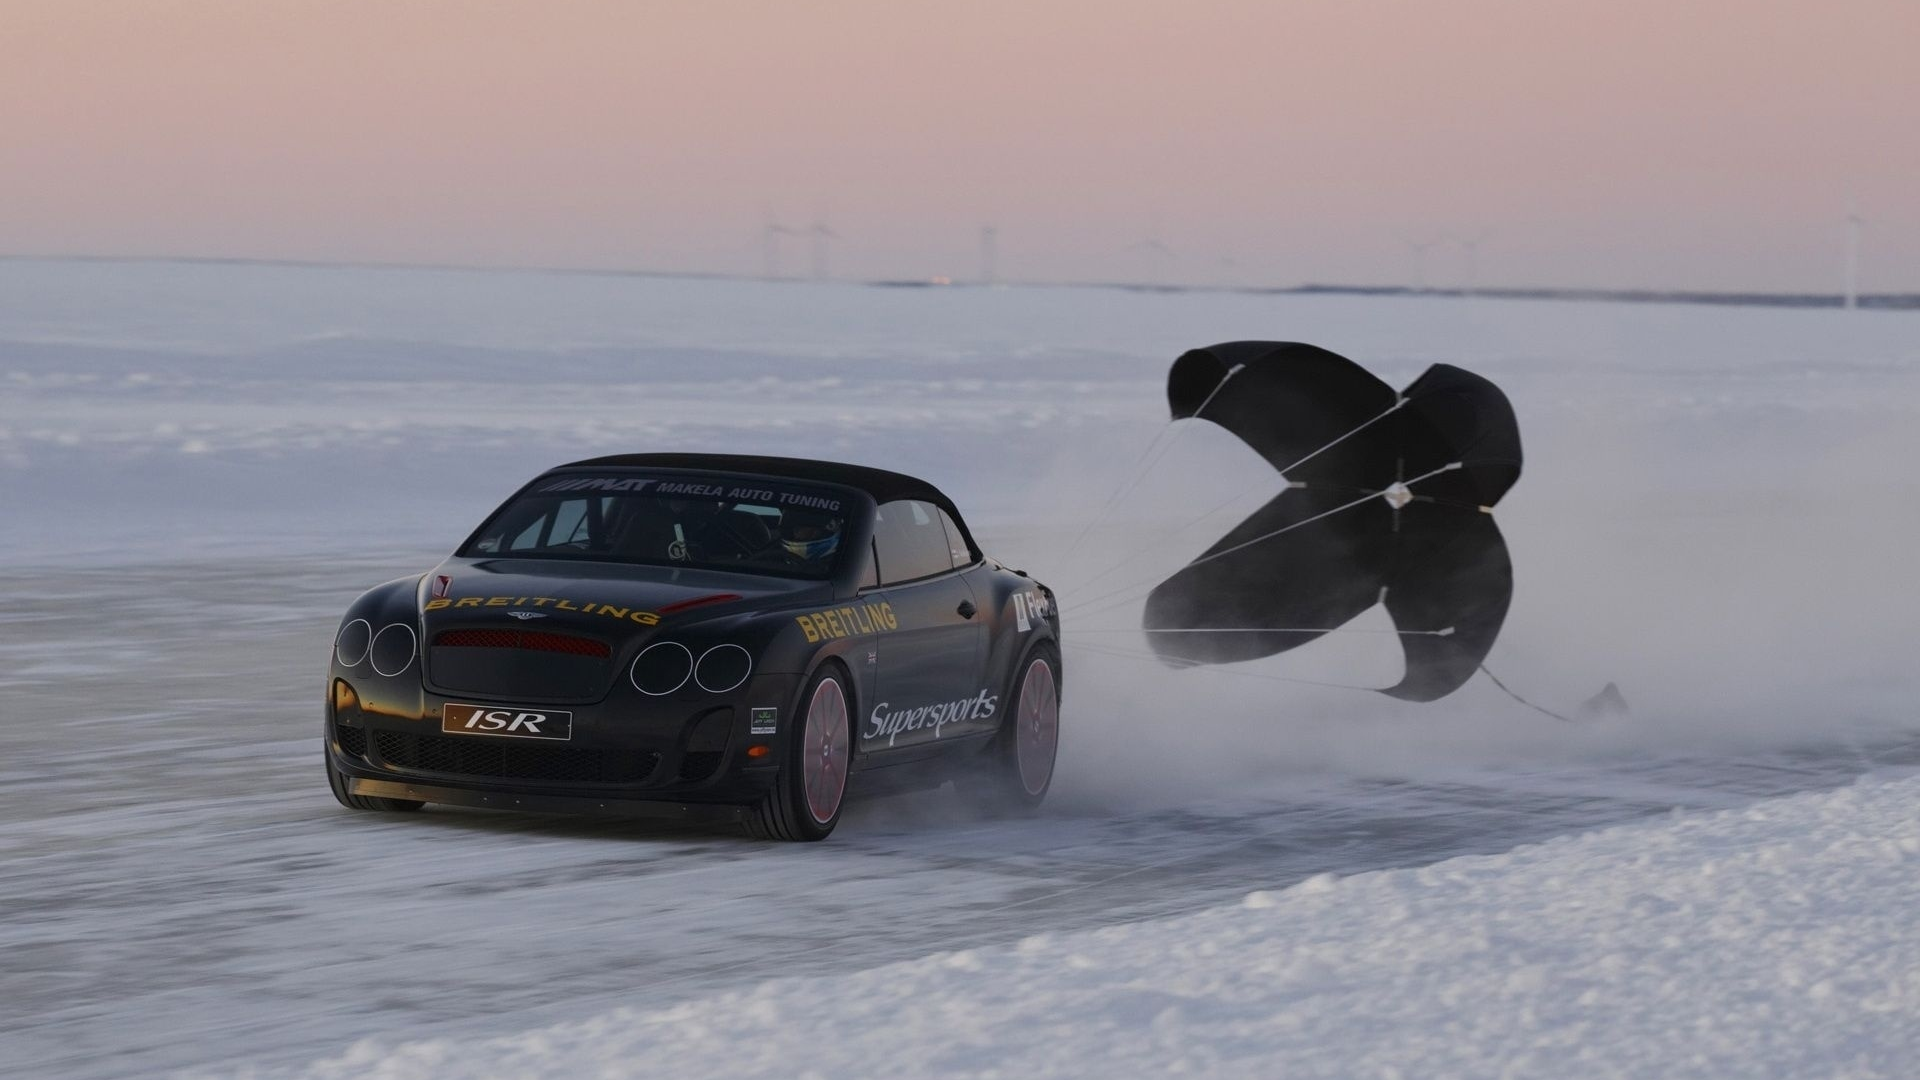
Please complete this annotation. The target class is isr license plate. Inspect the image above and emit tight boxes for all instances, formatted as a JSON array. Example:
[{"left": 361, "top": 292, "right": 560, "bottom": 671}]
[{"left": 442, "top": 702, "right": 573, "bottom": 741}]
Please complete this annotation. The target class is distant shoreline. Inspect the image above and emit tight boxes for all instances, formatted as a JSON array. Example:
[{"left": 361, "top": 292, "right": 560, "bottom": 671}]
[
  {"left": 5, "top": 252, "right": 1915, "bottom": 312},
  {"left": 1256, "top": 283, "right": 1920, "bottom": 311}
]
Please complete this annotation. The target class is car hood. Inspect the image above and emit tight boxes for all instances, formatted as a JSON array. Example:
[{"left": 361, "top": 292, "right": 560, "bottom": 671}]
[{"left": 420, "top": 557, "right": 828, "bottom": 641}]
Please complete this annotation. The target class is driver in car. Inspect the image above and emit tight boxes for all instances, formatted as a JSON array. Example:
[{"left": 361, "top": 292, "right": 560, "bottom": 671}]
[{"left": 776, "top": 515, "right": 842, "bottom": 568}]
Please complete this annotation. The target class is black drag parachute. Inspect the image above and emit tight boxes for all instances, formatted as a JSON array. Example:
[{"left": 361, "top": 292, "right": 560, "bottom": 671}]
[{"left": 1142, "top": 342, "right": 1522, "bottom": 701}]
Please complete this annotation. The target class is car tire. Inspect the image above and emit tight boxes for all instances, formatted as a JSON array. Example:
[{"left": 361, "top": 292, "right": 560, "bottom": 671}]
[
  {"left": 965, "top": 641, "right": 1062, "bottom": 813},
  {"left": 746, "top": 663, "right": 851, "bottom": 841},
  {"left": 324, "top": 745, "right": 425, "bottom": 812}
]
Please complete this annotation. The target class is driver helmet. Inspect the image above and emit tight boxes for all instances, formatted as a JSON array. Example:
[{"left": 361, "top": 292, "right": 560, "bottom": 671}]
[{"left": 781, "top": 517, "right": 842, "bottom": 562}]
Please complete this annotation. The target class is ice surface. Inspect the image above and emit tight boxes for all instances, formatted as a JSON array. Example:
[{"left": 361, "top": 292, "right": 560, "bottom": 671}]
[
  {"left": 1, "top": 259, "right": 1916, "bottom": 1077},
  {"left": 269, "top": 774, "right": 1920, "bottom": 1080}
]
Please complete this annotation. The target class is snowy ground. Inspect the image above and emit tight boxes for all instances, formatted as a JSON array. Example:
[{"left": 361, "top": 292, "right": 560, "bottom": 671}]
[
  {"left": 273, "top": 773, "right": 1920, "bottom": 1080},
  {"left": 1, "top": 260, "right": 1916, "bottom": 1077}
]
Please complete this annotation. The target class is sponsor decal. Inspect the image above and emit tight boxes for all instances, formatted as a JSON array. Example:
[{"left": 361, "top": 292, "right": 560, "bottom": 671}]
[
  {"left": 443, "top": 702, "right": 573, "bottom": 741},
  {"left": 750, "top": 706, "right": 778, "bottom": 735},
  {"left": 1015, "top": 589, "right": 1052, "bottom": 629},
  {"left": 425, "top": 595, "right": 662, "bottom": 626},
  {"left": 794, "top": 601, "right": 897, "bottom": 642},
  {"left": 866, "top": 689, "right": 997, "bottom": 746},
  {"left": 540, "top": 477, "right": 657, "bottom": 493},
  {"left": 535, "top": 476, "right": 842, "bottom": 512},
  {"left": 776, "top": 491, "right": 842, "bottom": 512},
  {"left": 432, "top": 575, "right": 452, "bottom": 600}
]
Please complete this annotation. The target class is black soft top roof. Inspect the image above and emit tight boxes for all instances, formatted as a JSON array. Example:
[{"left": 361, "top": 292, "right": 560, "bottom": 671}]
[{"left": 554, "top": 455, "right": 977, "bottom": 556}]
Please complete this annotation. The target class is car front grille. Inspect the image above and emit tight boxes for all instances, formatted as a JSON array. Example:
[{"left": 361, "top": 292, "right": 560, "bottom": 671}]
[
  {"left": 372, "top": 730, "right": 659, "bottom": 785},
  {"left": 426, "top": 633, "right": 612, "bottom": 701},
  {"left": 433, "top": 628, "right": 611, "bottom": 658}
]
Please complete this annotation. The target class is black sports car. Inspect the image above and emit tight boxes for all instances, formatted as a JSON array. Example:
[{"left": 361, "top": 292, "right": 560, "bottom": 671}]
[{"left": 324, "top": 454, "right": 1061, "bottom": 840}]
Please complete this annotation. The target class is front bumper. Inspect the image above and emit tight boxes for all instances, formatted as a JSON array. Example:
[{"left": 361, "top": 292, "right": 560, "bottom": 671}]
[{"left": 327, "top": 670, "right": 797, "bottom": 811}]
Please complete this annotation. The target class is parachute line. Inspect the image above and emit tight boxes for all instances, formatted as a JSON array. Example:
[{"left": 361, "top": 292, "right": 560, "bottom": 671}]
[
  {"left": 1069, "top": 460, "right": 1467, "bottom": 622},
  {"left": 1071, "top": 626, "right": 1455, "bottom": 637},
  {"left": 1186, "top": 461, "right": 1461, "bottom": 572},
  {"left": 1058, "top": 396, "right": 1412, "bottom": 596},
  {"left": 1055, "top": 362, "right": 1246, "bottom": 564},
  {"left": 1272, "top": 397, "right": 1405, "bottom": 479},
  {"left": 1056, "top": 477, "right": 1274, "bottom": 594},
  {"left": 1063, "top": 640, "right": 1383, "bottom": 692},
  {"left": 1068, "top": 643, "right": 1583, "bottom": 725},
  {"left": 1477, "top": 663, "right": 1577, "bottom": 724}
]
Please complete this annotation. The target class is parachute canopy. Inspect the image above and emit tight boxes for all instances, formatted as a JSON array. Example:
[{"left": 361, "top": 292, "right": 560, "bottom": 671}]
[{"left": 1143, "top": 342, "right": 1523, "bottom": 701}]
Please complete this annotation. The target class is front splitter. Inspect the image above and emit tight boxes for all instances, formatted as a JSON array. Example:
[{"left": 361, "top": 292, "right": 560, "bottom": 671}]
[{"left": 349, "top": 777, "right": 748, "bottom": 824}]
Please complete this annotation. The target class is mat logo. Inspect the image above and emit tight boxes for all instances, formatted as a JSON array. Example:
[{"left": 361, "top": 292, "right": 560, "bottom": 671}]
[
  {"left": 442, "top": 702, "right": 573, "bottom": 741},
  {"left": 540, "top": 477, "right": 656, "bottom": 493},
  {"left": 866, "top": 690, "right": 996, "bottom": 746}
]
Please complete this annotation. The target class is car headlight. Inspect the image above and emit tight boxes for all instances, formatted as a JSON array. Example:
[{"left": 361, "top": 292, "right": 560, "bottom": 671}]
[
  {"left": 631, "top": 641, "right": 694, "bottom": 696},
  {"left": 369, "top": 623, "right": 418, "bottom": 677},
  {"left": 694, "top": 644, "right": 753, "bottom": 693},
  {"left": 334, "top": 618, "right": 372, "bottom": 668}
]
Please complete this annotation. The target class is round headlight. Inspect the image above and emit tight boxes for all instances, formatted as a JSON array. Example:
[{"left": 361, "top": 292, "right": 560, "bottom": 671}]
[
  {"left": 695, "top": 644, "right": 753, "bottom": 694},
  {"left": 369, "top": 623, "right": 418, "bottom": 677},
  {"left": 631, "top": 641, "right": 693, "bottom": 696},
  {"left": 334, "top": 618, "right": 372, "bottom": 668}
]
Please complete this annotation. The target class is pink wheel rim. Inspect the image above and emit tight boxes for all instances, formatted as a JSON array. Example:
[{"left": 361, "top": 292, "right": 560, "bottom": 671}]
[
  {"left": 802, "top": 677, "right": 850, "bottom": 824},
  {"left": 1015, "top": 658, "right": 1059, "bottom": 796}
]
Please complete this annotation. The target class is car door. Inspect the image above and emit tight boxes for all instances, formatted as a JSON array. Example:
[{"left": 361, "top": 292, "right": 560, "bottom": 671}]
[{"left": 863, "top": 499, "right": 987, "bottom": 755}]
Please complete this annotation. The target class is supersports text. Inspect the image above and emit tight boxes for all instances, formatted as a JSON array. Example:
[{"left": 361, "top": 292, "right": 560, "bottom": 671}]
[{"left": 866, "top": 690, "right": 997, "bottom": 746}]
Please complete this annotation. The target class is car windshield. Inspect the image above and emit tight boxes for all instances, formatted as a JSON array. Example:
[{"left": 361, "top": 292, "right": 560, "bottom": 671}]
[{"left": 461, "top": 474, "right": 854, "bottom": 580}]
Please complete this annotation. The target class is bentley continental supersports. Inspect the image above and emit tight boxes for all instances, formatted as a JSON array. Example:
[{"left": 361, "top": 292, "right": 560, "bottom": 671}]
[{"left": 324, "top": 454, "right": 1061, "bottom": 840}]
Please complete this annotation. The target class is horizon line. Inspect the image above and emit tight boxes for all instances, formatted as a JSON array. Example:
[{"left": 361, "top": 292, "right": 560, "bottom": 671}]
[{"left": 2, "top": 252, "right": 1914, "bottom": 312}]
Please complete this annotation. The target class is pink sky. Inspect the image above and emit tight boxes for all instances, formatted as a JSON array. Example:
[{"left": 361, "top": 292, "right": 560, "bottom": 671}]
[{"left": 3, "top": 0, "right": 1914, "bottom": 290}]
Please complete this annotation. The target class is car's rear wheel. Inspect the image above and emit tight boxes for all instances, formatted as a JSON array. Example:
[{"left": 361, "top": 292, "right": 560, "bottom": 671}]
[
  {"left": 966, "top": 642, "right": 1061, "bottom": 812},
  {"left": 324, "top": 745, "right": 425, "bottom": 812},
  {"left": 746, "top": 663, "right": 850, "bottom": 841}
]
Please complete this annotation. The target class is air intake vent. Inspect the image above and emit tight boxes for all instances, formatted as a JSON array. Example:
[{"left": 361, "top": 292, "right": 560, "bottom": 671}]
[
  {"left": 372, "top": 731, "right": 657, "bottom": 785},
  {"left": 335, "top": 725, "right": 368, "bottom": 758}
]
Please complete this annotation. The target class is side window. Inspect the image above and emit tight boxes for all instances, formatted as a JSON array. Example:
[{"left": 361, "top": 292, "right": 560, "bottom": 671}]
[
  {"left": 936, "top": 507, "right": 974, "bottom": 567},
  {"left": 872, "top": 500, "right": 957, "bottom": 584}
]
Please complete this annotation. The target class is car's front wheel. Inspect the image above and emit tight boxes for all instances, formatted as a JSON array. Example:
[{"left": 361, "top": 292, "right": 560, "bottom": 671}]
[
  {"left": 746, "top": 663, "right": 850, "bottom": 841},
  {"left": 324, "top": 745, "right": 425, "bottom": 813}
]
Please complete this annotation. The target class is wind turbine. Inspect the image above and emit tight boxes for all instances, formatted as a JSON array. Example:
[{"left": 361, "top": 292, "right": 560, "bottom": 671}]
[
  {"left": 1447, "top": 229, "right": 1492, "bottom": 294},
  {"left": 1215, "top": 254, "right": 1242, "bottom": 290},
  {"left": 979, "top": 225, "right": 999, "bottom": 286},
  {"left": 1844, "top": 202, "right": 1864, "bottom": 311},
  {"left": 1400, "top": 234, "right": 1440, "bottom": 293},
  {"left": 1127, "top": 222, "right": 1176, "bottom": 288},
  {"left": 807, "top": 217, "right": 838, "bottom": 281},
  {"left": 761, "top": 214, "right": 800, "bottom": 279}
]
